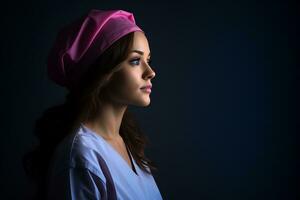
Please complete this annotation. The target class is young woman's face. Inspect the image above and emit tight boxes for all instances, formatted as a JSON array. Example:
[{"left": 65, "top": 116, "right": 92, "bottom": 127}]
[{"left": 106, "top": 31, "right": 156, "bottom": 107}]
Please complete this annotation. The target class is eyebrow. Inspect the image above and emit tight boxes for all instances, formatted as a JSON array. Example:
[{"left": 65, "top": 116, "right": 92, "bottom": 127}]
[{"left": 130, "top": 50, "right": 151, "bottom": 57}]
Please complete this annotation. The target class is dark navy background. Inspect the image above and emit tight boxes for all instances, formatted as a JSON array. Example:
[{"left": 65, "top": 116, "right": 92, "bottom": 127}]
[{"left": 1, "top": 1, "right": 298, "bottom": 199}]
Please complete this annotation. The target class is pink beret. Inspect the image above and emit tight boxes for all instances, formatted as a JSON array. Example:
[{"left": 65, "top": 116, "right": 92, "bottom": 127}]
[{"left": 47, "top": 9, "right": 144, "bottom": 90}]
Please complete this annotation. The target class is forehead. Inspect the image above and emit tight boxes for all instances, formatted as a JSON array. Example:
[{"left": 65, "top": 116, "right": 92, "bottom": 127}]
[{"left": 131, "top": 31, "right": 150, "bottom": 55}]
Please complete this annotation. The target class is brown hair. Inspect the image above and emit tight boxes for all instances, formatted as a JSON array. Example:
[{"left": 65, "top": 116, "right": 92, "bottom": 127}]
[{"left": 22, "top": 31, "right": 158, "bottom": 199}]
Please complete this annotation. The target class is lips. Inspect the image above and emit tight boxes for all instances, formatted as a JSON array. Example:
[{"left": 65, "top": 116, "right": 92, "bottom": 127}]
[
  {"left": 140, "top": 84, "right": 152, "bottom": 94},
  {"left": 140, "top": 85, "right": 152, "bottom": 89}
]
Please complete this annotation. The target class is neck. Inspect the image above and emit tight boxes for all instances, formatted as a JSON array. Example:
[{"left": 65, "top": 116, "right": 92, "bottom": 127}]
[{"left": 82, "top": 101, "right": 127, "bottom": 141}]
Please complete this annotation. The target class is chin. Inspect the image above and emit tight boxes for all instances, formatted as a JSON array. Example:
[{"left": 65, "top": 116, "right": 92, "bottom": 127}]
[
  {"left": 133, "top": 99, "right": 151, "bottom": 107},
  {"left": 128, "top": 93, "right": 151, "bottom": 107},
  {"left": 137, "top": 100, "right": 151, "bottom": 107},
  {"left": 142, "top": 101, "right": 151, "bottom": 107}
]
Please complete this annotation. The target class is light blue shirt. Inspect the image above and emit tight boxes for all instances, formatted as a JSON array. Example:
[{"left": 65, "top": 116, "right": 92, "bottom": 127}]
[{"left": 46, "top": 123, "right": 163, "bottom": 200}]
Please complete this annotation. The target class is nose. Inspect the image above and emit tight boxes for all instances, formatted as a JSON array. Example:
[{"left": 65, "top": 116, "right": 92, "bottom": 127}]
[{"left": 144, "top": 63, "right": 156, "bottom": 80}]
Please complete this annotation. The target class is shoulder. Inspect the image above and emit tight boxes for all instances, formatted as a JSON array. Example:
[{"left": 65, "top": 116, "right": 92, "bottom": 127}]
[
  {"left": 70, "top": 129, "right": 108, "bottom": 176},
  {"left": 49, "top": 126, "right": 108, "bottom": 181}
]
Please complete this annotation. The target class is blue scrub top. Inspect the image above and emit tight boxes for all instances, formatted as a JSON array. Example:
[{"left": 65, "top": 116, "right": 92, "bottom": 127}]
[{"left": 46, "top": 123, "right": 163, "bottom": 200}]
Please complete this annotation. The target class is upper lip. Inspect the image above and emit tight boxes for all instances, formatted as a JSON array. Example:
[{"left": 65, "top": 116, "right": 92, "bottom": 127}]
[{"left": 141, "top": 84, "right": 152, "bottom": 89}]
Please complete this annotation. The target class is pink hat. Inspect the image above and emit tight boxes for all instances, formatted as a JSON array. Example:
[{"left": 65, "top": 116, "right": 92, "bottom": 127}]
[{"left": 47, "top": 9, "right": 144, "bottom": 90}]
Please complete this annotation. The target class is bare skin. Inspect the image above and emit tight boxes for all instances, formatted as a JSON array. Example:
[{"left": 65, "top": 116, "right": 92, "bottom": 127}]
[{"left": 82, "top": 31, "right": 155, "bottom": 171}]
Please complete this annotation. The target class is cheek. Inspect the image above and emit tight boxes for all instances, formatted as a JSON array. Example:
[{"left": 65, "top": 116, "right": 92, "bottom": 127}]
[
  {"left": 122, "top": 68, "right": 140, "bottom": 86},
  {"left": 119, "top": 76, "right": 140, "bottom": 95},
  {"left": 110, "top": 70, "right": 140, "bottom": 96}
]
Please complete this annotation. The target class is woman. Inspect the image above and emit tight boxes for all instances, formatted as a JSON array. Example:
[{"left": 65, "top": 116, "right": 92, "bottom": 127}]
[{"left": 22, "top": 9, "right": 163, "bottom": 200}]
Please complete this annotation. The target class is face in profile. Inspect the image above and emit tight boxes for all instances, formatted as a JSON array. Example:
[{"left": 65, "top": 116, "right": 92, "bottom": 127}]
[{"left": 105, "top": 31, "right": 156, "bottom": 107}]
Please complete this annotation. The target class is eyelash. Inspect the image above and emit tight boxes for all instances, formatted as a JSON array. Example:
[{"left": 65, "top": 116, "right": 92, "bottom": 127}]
[{"left": 130, "top": 58, "right": 152, "bottom": 66}]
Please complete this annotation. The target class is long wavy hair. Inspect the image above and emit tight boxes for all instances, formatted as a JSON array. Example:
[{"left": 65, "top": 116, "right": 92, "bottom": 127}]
[{"left": 22, "top": 31, "right": 158, "bottom": 200}]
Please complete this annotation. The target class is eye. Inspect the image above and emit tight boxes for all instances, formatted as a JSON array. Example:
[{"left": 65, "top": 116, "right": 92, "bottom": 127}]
[
  {"left": 129, "top": 58, "right": 140, "bottom": 65},
  {"left": 129, "top": 58, "right": 152, "bottom": 66}
]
